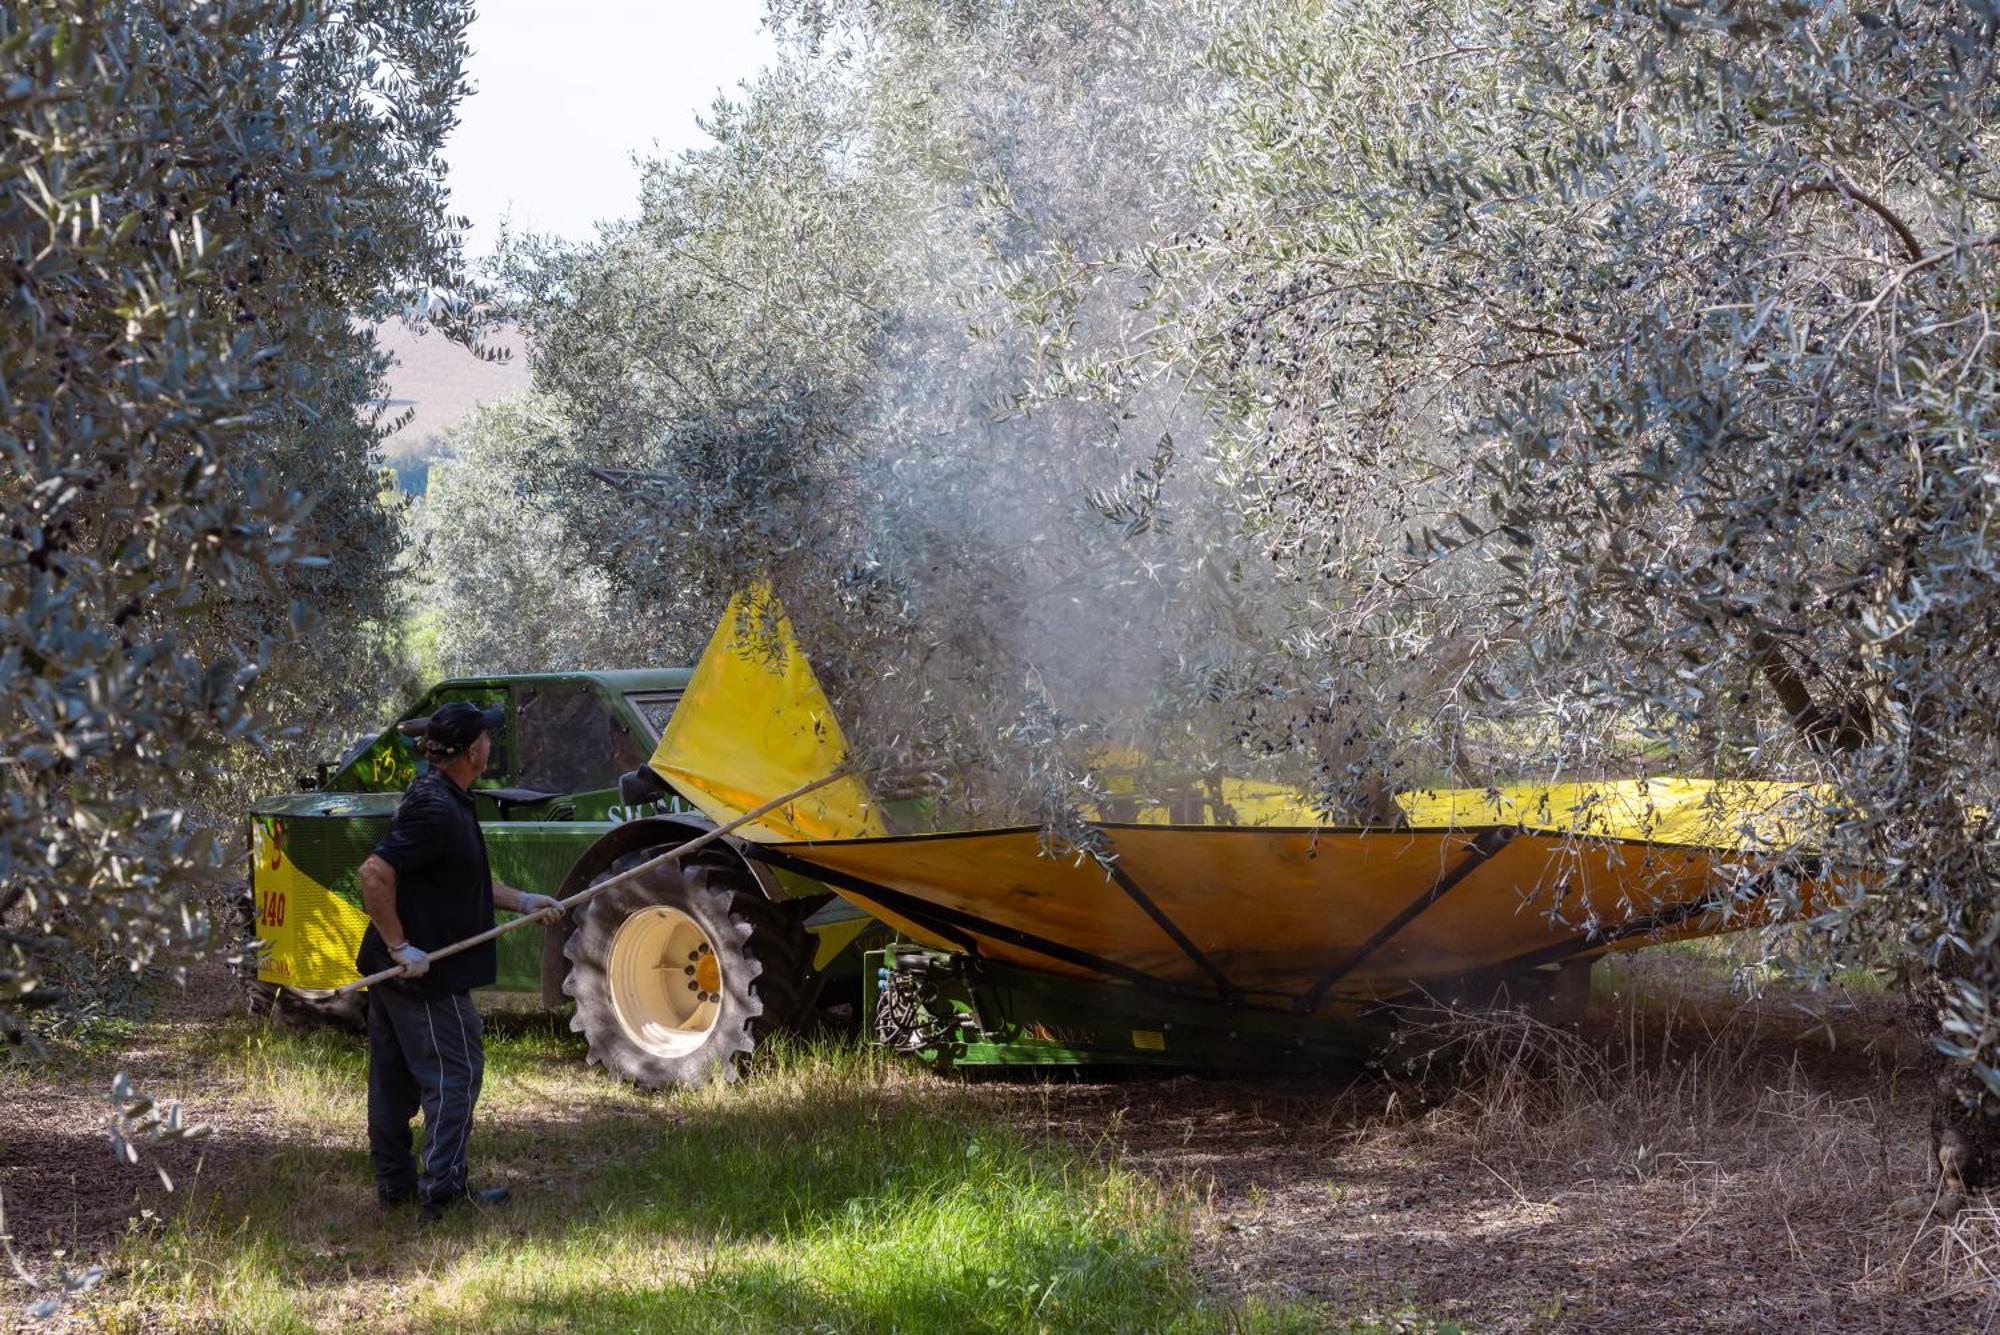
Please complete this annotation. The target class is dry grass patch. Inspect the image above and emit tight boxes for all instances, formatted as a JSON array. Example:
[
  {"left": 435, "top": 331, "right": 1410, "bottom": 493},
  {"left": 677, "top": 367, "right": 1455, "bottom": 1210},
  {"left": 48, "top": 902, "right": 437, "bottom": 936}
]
[
  {"left": 1023, "top": 953, "right": 1993, "bottom": 1332},
  {"left": 1929, "top": 1203, "right": 2000, "bottom": 1304}
]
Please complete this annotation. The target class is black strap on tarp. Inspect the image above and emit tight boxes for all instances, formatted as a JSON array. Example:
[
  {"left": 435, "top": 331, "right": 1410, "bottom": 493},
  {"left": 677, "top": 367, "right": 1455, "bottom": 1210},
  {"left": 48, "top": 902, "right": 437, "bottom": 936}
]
[
  {"left": 750, "top": 846, "right": 1192, "bottom": 999},
  {"left": 1480, "top": 894, "right": 1728, "bottom": 976},
  {"left": 1101, "top": 841, "right": 1239, "bottom": 1005},
  {"left": 1294, "top": 827, "right": 1516, "bottom": 1015},
  {"left": 1366, "top": 861, "right": 1816, "bottom": 1008},
  {"left": 1449, "top": 868, "right": 1798, "bottom": 983}
]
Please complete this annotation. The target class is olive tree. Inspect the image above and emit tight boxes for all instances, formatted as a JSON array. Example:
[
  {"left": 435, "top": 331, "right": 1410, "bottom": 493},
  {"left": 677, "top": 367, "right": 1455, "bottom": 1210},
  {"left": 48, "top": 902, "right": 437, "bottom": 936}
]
[
  {"left": 503, "top": 0, "right": 1995, "bottom": 1174},
  {"left": 1180, "top": 0, "right": 1997, "bottom": 1176},
  {"left": 1, "top": 0, "right": 476, "bottom": 1036},
  {"left": 499, "top": 2, "right": 1303, "bottom": 836},
  {"left": 411, "top": 393, "right": 706, "bottom": 677}
]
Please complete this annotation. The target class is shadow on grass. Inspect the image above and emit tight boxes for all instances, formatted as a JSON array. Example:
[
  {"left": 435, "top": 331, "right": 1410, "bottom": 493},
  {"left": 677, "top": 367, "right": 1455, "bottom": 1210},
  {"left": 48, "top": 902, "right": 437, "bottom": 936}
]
[
  {"left": 125, "top": 1033, "right": 1238, "bottom": 1333},
  {"left": 478, "top": 1004, "right": 582, "bottom": 1043}
]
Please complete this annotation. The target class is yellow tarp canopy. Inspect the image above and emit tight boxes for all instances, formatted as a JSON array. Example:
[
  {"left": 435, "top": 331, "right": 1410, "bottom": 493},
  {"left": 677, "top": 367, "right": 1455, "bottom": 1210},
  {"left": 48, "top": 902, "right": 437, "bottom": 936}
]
[
  {"left": 652, "top": 588, "right": 1829, "bottom": 1002},
  {"left": 649, "top": 585, "right": 885, "bottom": 842},
  {"left": 772, "top": 824, "right": 1794, "bottom": 1002},
  {"left": 1106, "top": 773, "right": 1824, "bottom": 850}
]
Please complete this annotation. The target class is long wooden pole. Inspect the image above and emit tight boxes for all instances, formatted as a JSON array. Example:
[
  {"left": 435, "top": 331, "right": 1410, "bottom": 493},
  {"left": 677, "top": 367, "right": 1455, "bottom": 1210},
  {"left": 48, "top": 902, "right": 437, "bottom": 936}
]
[{"left": 334, "top": 772, "right": 845, "bottom": 996}]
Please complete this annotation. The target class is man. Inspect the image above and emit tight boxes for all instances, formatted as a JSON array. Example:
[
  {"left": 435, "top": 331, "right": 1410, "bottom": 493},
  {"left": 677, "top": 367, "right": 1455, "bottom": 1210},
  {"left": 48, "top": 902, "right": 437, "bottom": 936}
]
[{"left": 355, "top": 700, "right": 560, "bottom": 1222}]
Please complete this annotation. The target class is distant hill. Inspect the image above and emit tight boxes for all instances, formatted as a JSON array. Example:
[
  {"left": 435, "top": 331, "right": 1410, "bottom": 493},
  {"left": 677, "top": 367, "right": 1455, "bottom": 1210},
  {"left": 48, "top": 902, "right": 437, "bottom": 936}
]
[{"left": 371, "top": 321, "right": 531, "bottom": 492}]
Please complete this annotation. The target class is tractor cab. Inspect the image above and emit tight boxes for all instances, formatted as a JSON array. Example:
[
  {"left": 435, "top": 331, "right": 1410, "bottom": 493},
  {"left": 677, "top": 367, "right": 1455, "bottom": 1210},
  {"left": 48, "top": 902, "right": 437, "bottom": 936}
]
[
  {"left": 313, "top": 670, "right": 691, "bottom": 823},
  {"left": 245, "top": 669, "right": 703, "bottom": 999}
]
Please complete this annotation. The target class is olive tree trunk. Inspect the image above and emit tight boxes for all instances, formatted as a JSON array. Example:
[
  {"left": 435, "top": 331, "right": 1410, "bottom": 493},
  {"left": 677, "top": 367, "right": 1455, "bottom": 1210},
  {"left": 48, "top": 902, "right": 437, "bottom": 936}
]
[{"left": 1910, "top": 967, "right": 1999, "bottom": 1193}]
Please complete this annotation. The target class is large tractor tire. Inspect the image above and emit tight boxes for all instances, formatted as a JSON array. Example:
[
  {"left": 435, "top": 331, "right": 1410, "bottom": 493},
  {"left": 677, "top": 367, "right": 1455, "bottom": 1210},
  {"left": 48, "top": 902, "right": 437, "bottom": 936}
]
[
  {"left": 562, "top": 850, "right": 811, "bottom": 1088},
  {"left": 229, "top": 881, "right": 367, "bottom": 1033}
]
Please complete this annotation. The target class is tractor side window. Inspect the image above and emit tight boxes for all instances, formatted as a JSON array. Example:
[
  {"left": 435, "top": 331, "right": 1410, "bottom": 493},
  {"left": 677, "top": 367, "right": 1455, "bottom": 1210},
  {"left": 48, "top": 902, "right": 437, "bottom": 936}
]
[
  {"left": 517, "top": 688, "right": 633, "bottom": 793},
  {"left": 608, "top": 711, "right": 651, "bottom": 774},
  {"left": 625, "top": 692, "right": 681, "bottom": 742}
]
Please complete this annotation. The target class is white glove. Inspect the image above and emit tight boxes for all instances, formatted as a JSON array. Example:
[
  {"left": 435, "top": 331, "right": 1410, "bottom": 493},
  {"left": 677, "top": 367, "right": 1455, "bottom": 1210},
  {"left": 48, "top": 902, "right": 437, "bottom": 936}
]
[
  {"left": 515, "top": 892, "right": 561, "bottom": 918},
  {"left": 389, "top": 941, "right": 431, "bottom": 978}
]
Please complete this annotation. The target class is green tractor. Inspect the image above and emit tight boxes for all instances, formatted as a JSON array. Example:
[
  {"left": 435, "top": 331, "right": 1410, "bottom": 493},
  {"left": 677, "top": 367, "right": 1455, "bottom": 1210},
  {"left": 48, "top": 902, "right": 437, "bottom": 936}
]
[{"left": 241, "top": 670, "right": 879, "bottom": 1085}]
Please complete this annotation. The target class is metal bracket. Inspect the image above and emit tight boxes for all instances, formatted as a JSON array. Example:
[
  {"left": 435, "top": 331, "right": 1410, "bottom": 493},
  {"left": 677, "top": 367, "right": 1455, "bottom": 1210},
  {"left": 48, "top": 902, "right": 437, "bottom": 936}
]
[
  {"left": 1102, "top": 845, "right": 1239, "bottom": 1005},
  {"left": 751, "top": 846, "right": 1192, "bottom": 1000},
  {"left": 1295, "top": 827, "right": 1515, "bottom": 1015}
]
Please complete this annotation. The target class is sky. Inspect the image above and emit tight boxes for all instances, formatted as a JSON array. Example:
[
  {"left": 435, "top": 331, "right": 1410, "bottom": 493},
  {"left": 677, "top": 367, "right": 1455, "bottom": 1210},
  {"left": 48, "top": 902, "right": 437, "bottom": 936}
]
[{"left": 445, "top": 1, "right": 778, "bottom": 261}]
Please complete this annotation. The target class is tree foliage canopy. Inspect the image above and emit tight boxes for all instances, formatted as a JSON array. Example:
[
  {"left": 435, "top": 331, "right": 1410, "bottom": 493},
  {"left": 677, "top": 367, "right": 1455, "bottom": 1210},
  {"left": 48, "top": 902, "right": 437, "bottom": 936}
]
[
  {"left": 1, "top": 0, "right": 474, "bottom": 1030},
  {"left": 412, "top": 393, "right": 705, "bottom": 678},
  {"left": 502, "top": 0, "right": 1995, "bottom": 1116},
  {"left": 1177, "top": 0, "right": 1997, "bottom": 1106},
  {"left": 8, "top": 0, "right": 1989, "bottom": 1162}
]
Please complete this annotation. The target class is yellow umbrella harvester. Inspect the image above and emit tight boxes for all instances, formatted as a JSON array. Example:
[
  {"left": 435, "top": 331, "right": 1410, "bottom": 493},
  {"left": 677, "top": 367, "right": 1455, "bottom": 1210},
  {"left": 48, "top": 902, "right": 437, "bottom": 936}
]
[{"left": 648, "top": 589, "right": 1833, "bottom": 1068}]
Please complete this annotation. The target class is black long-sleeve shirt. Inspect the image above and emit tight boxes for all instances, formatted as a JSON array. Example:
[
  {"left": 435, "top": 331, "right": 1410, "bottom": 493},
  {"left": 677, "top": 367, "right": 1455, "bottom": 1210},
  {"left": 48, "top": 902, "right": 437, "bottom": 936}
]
[{"left": 356, "top": 769, "right": 497, "bottom": 998}]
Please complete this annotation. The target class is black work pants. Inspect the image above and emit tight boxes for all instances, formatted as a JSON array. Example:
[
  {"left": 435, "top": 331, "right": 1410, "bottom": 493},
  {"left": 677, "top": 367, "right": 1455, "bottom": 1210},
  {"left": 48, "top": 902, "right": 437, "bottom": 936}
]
[{"left": 367, "top": 985, "right": 484, "bottom": 1207}]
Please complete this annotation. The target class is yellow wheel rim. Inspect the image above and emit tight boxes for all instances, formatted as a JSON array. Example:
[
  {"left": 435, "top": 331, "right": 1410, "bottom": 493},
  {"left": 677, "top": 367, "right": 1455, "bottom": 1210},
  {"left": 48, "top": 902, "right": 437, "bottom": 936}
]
[{"left": 607, "top": 905, "right": 723, "bottom": 1058}]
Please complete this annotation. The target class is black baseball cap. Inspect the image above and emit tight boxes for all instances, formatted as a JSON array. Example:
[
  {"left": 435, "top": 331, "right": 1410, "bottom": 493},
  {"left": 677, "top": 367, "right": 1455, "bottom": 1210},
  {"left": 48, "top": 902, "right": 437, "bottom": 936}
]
[{"left": 406, "top": 701, "right": 504, "bottom": 759}]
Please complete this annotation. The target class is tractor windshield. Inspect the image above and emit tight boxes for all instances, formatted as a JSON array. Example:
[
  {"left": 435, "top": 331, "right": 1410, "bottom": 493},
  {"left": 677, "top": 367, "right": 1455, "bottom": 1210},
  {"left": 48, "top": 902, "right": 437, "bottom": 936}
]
[
  {"left": 624, "top": 691, "right": 682, "bottom": 742},
  {"left": 517, "top": 685, "right": 651, "bottom": 793}
]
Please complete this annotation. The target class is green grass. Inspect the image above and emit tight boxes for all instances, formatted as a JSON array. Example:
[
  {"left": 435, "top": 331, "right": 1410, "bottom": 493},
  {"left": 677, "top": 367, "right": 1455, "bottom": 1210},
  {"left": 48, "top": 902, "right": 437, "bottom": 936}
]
[
  {"left": 79, "top": 1019, "right": 1347, "bottom": 1333},
  {"left": 1601, "top": 934, "right": 1894, "bottom": 1004}
]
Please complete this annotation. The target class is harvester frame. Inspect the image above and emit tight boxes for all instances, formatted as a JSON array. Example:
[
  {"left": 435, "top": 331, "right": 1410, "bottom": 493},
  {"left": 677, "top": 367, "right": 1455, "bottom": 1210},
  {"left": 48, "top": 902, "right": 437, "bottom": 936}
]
[{"left": 247, "top": 592, "right": 1820, "bottom": 1090}]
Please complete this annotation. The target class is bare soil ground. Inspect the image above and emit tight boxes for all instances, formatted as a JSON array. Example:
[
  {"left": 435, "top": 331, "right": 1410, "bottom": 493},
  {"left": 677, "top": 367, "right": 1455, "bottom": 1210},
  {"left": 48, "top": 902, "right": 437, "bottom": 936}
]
[
  {"left": 1017, "top": 952, "right": 1997, "bottom": 1331},
  {"left": 1, "top": 966, "right": 250, "bottom": 1273},
  {"left": 5, "top": 950, "right": 1996, "bottom": 1331}
]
